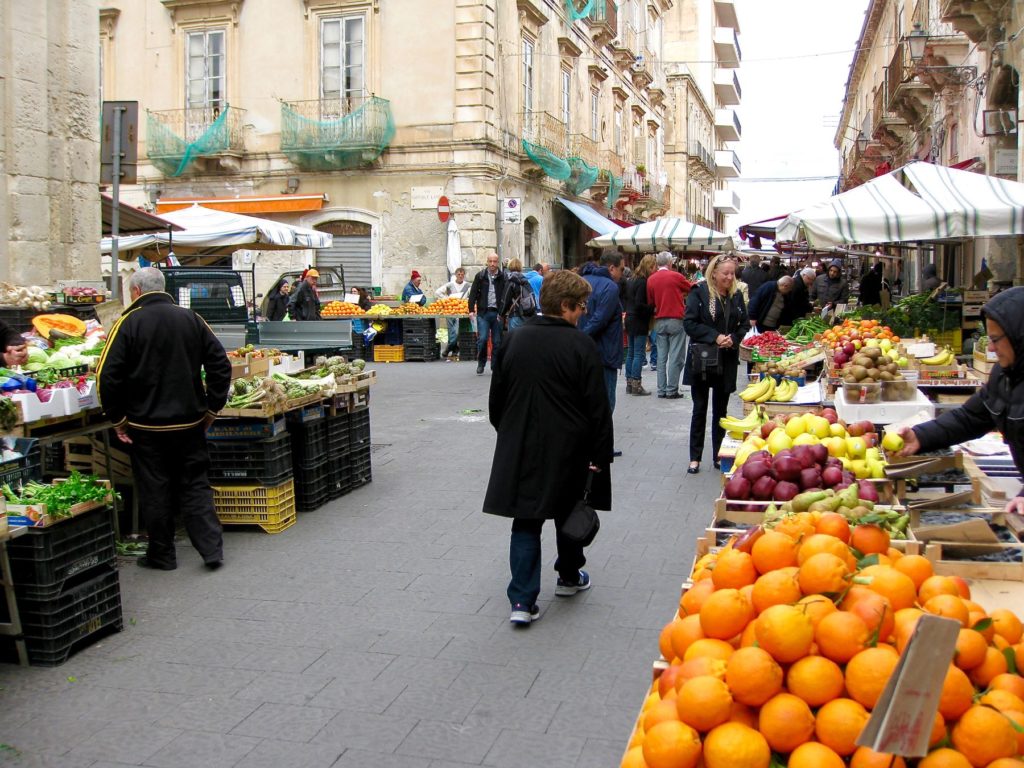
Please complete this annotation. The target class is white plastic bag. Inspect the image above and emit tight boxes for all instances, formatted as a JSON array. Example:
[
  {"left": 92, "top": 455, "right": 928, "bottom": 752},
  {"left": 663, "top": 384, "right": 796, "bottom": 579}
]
[{"left": 742, "top": 327, "right": 758, "bottom": 343}]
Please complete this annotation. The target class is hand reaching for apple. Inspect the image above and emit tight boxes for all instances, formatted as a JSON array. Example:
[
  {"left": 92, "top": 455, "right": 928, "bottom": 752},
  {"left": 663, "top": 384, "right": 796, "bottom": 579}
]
[{"left": 895, "top": 426, "right": 921, "bottom": 457}]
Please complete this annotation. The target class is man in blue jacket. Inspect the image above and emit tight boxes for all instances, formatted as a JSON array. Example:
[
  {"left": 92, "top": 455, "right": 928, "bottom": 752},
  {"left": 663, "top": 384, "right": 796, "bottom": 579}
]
[{"left": 580, "top": 251, "right": 625, "bottom": 412}]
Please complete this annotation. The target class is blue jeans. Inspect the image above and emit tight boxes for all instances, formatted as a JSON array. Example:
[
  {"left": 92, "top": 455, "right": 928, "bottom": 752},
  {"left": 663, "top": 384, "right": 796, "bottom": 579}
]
[
  {"left": 655, "top": 318, "right": 686, "bottom": 396},
  {"left": 476, "top": 310, "right": 502, "bottom": 368},
  {"left": 508, "top": 517, "right": 586, "bottom": 608},
  {"left": 625, "top": 333, "right": 646, "bottom": 379},
  {"left": 649, "top": 330, "right": 657, "bottom": 367},
  {"left": 444, "top": 317, "right": 459, "bottom": 355},
  {"left": 603, "top": 367, "right": 617, "bottom": 413}
]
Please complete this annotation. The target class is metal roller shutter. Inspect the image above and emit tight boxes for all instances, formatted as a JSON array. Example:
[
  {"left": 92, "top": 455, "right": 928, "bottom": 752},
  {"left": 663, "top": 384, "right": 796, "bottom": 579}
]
[{"left": 316, "top": 235, "right": 372, "bottom": 291}]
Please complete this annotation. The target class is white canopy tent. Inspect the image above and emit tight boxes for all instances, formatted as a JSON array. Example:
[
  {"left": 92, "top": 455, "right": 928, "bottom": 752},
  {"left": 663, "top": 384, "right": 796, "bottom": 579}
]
[
  {"left": 100, "top": 204, "right": 333, "bottom": 256},
  {"left": 775, "top": 162, "right": 1024, "bottom": 247},
  {"left": 587, "top": 217, "right": 734, "bottom": 253}
]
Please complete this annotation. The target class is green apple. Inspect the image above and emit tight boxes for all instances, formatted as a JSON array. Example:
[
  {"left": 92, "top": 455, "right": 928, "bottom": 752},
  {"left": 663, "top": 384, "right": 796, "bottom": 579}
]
[{"left": 881, "top": 432, "right": 904, "bottom": 453}]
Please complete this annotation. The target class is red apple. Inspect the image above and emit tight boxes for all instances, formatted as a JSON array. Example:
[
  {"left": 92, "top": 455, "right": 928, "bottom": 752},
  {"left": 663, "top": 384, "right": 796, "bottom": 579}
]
[
  {"left": 752, "top": 475, "right": 777, "bottom": 501},
  {"left": 773, "top": 481, "right": 800, "bottom": 502},
  {"left": 843, "top": 342, "right": 856, "bottom": 357},
  {"left": 821, "top": 465, "right": 844, "bottom": 487},
  {"left": 821, "top": 408, "right": 838, "bottom": 424},
  {"left": 799, "top": 467, "right": 822, "bottom": 490},
  {"left": 724, "top": 474, "right": 752, "bottom": 500}
]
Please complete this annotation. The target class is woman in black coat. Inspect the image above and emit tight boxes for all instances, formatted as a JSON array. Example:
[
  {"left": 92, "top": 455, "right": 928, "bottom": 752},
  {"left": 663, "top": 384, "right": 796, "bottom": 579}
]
[
  {"left": 483, "top": 270, "right": 614, "bottom": 626},
  {"left": 623, "top": 254, "right": 656, "bottom": 396},
  {"left": 683, "top": 254, "right": 748, "bottom": 473},
  {"left": 858, "top": 262, "right": 885, "bottom": 306},
  {"left": 264, "top": 279, "right": 291, "bottom": 321}
]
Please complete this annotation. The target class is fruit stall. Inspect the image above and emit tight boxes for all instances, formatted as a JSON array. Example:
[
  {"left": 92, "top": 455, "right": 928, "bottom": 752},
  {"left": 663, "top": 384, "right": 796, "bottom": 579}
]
[
  {"left": 622, "top": 403, "right": 1024, "bottom": 768},
  {"left": 325, "top": 299, "right": 474, "bottom": 363}
]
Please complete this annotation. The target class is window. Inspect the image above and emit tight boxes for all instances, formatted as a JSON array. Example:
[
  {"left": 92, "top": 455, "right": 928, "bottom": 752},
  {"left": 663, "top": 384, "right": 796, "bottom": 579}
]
[
  {"left": 522, "top": 36, "right": 535, "bottom": 114},
  {"left": 524, "top": 218, "right": 536, "bottom": 263},
  {"left": 561, "top": 69, "right": 571, "bottom": 130},
  {"left": 321, "top": 16, "right": 365, "bottom": 111},
  {"left": 591, "top": 89, "right": 599, "bottom": 142},
  {"left": 186, "top": 29, "right": 226, "bottom": 109},
  {"left": 614, "top": 106, "right": 622, "bottom": 153}
]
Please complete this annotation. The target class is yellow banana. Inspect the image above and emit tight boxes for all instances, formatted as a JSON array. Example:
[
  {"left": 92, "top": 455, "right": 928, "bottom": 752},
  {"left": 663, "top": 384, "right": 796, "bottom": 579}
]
[
  {"left": 773, "top": 379, "right": 792, "bottom": 402},
  {"left": 738, "top": 377, "right": 770, "bottom": 402},
  {"left": 921, "top": 347, "right": 953, "bottom": 365},
  {"left": 755, "top": 378, "right": 776, "bottom": 403},
  {"left": 719, "top": 408, "right": 762, "bottom": 432}
]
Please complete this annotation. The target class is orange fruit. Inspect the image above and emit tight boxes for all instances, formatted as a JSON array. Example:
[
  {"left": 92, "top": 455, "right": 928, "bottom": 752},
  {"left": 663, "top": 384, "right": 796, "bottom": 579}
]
[
  {"left": 989, "top": 672, "right": 1024, "bottom": 701},
  {"left": 669, "top": 614, "right": 707, "bottom": 661},
  {"left": 657, "top": 666, "right": 683, "bottom": 698},
  {"left": 929, "top": 709, "right": 947, "bottom": 747},
  {"left": 815, "top": 512, "right": 851, "bottom": 543},
  {"left": 845, "top": 646, "right": 900, "bottom": 709},
  {"left": 860, "top": 564, "right": 917, "bottom": 611},
  {"left": 642, "top": 720, "right": 702, "bottom": 768},
  {"left": 918, "top": 748, "right": 973, "bottom": 768},
  {"left": 797, "top": 593, "right": 837, "bottom": 628},
  {"left": 952, "top": 627, "right": 989, "bottom": 670},
  {"left": 850, "top": 523, "right": 890, "bottom": 555},
  {"left": 700, "top": 588, "right": 755, "bottom": 640},
  {"left": 798, "top": 551, "right": 851, "bottom": 595},
  {"left": 815, "top": 697, "right": 870, "bottom": 756},
  {"left": 843, "top": 587, "right": 895, "bottom": 643},
  {"left": 850, "top": 746, "right": 907, "bottom": 768},
  {"left": 919, "top": 575, "right": 961, "bottom": 604},
  {"left": 621, "top": 744, "right": 647, "bottom": 768},
  {"left": 893, "top": 553, "right": 933, "bottom": 589},
  {"left": 725, "top": 646, "right": 783, "bottom": 707},
  {"left": 894, "top": 607, "right": 924, "bottom": 652},
  {"left": 978, "top": 688, "right": 1024, "bottom": 714},
  {"left": 729, "top": 701, "right": 758, "bottom": 729},
  {"left": 816, "top": 610, "right": 871, "bottom": 663},
  {"left": 711, "top": 549, "right": 757, "bottom": 590},
  {"left": 754, "top": 604, "right": 814, "bottom": 663},
  {"left": 757, "top": 692, "right": 815, "bottom": 753},
  {"left": 750, "top": 530, "right": 799, "bottom": 574},
  {"left": 787, "top": 655, "right": 845, "bottom": 707},
  {"left": 985, "top": 759, "right": 1024, "bottom": 768},
  {"left": 991, "top": 608, "right": 1024, "bottom": 644},
  {"left": 1003, "top": 710, "right": 1024, "bottom": 754},
  {"left": 738, "top": 620, "right": 758, "bottom": 648},
  {"left": 788, "top": 741, "right": 846, "bottom": 768},
  {"left": 970, "top": 611, "right": 996, "bottom": 642},
  {"left": 950, "top": 704, "right": 1018, "bottom": 767},
  {"left": 676, "top": 675, "right": 733, "bottom": 732},
  {"left": 679, "top": 578, "right": 715, "bottom": 617},
  {"left": 675, "top": 656, "right": 727, "bottom": 685},
  {"left": 967, "top": 645, "right": 1008, "bottom": 688},
  {"left": 774, "top": 512, "right": 817, "bottom": 541},
  {"left": 750, "top": 568, "right": 801, "bottom": 614},
  {"left": 797, "top": 533, "right": 852, "bottom": 565},
  {"left": 643, "top": 698, "right": 682, "bottom": 731},
  {"left": 924, "top": 594, "right": 970, "bottom": 627},
  {"left": 659, "top": 619, "right": 678, "bottom": 661},
  {"left": 684, "top": 638, "right": 734, "bottom": 663},
  {"left": 950, "top": 575, "right": 971, "bottom": 599},
  {"left": 939, "top": 664, "right": 975, "bottom": 720},
  {"left": 702, "top": 721, "right": 770, "bottom": 768}
]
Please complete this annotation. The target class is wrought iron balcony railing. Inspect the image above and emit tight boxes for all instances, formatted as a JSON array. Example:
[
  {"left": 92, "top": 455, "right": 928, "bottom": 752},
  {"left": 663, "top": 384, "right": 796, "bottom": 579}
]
[
  {"left": 520, "top": 111, "right": 568, "bottom": 155},
  {"left": 280, "top": 96, "right": 395, "bottom": 170},
  {"left": 146, "top": 104, "right": 246, "bottom": 176}
]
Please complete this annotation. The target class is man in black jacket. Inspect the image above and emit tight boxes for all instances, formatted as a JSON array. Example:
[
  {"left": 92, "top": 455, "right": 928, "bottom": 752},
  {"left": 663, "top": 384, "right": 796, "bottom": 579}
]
[
  {"left": 897, "top": 288, "right": 1024, "bottom": 516},
  {"left": 741, "top": 255, "right": 768, "bottom": 295},
  {"left": 97, "top": 267, "right": 232, "bottom": 570},
  {"left": 289, "top": 269, "right": 321, "bottom": 320},
  {"left": 467, "top": 252, "right": 507, "bottom": 375}
]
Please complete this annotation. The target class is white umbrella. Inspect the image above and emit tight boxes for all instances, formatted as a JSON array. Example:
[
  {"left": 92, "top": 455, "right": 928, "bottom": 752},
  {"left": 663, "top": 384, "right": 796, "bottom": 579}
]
[
  {"left": 587, "top": 217, "right": 734, "bottom": 253},
  {"left": 446, "top": 217, "right": 462, "bottom": 278}
]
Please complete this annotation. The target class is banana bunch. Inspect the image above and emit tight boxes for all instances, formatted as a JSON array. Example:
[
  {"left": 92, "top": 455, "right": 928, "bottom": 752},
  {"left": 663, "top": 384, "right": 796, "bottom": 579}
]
[
  {"left": 719, "top": 405, "right": 768, "bottom": 438},
  {"left": 920, "top": 346, "right": 954, "bottom": 365},
  {"left": 771, "top": 378, "right": 799, "bottom": 403},
  {"left": 738, "top": 376, "right": 776, "bottom": 403}
]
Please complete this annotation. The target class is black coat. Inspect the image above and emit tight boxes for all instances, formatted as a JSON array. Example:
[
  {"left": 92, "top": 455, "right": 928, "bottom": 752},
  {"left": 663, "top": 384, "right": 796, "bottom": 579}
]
[
  {"left": 783, "top": 278, "right": 812, "bottom": 325},
  {"left": 483, "top": 316, "right": 613, "bottom": 519},
  {"left": 859, "top": 268, "right": 884, "bottom": 306},
  {"left": 741, "top": 264, "right": 768, "bottom": 295},
  {"left": 682, "top": 282, "right": 747, "bottom": 392},
  {"left": 914, "top": 288, "right": 1024, "bottom": 491},
  {"left": 289, "top": 280, "right": 320, "bottom": 320},
  {"left": 265, "top": 289, "right": 289, "bottom": 321},
  {"left": 624, "top": 275, "right": 654, "bottom": 336},
  {"left": 467, "top": 268, "right": 507, "bottom": 314}
]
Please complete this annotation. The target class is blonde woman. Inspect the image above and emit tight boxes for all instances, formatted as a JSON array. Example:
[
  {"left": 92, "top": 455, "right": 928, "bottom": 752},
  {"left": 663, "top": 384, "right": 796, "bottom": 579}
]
[{"left": 682, "top": 254, "right": 748, "bottom": 473}]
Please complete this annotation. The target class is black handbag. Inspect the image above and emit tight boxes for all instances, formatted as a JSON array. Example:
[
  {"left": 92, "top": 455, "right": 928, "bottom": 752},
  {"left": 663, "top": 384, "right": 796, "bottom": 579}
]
[
  {"left": 562, "top": 470, "right": 601, "bottom": 547},
  {"left": 693, "top": 342, "right": 720, "bottom": 373}
]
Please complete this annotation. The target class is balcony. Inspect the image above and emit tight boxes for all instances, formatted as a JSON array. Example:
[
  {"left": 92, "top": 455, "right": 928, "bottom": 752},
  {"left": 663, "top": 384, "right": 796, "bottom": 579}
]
[
  {"left": 612, "top": 23, "right": 641, "bottom": 69},
  {"left": 713, "top": 188, "right": 740, "bottom": 214},
  {"left": 715, "top": 149, "right": 741, "bottom": 178},
  {"left": 871, "top": 75, "right": 910, "bottom": 149},
  {"left": 714, "top": 68, "right": 741, "bottom": 105},
  {"left": 713, "top": 27, "right": 741, "bottom": 68},
  {"left": 280, "top": 96, "right": 395, "bottom": 171},
  {"left": 586, "top": 0, "right": 618, "bottom": 46},
  {"left": 520, "top": 111, "right": 568, "bottom": 155},
  {"left": 146, "top": 105, "right": 246, "bottom": 176},
  {"left": 631, "top": 48, "right": 656, "bottom": 90},
  {"left": 714, "top": 0, "right": 740, "bottom": 31},
  {"left": 886, "top": 42, "right": 933, "bottom": 127},
  {"left": 940, "top": 0, "right": 1000, "bottom": 44},
  {"left": 714, "top": 108, "right": 742, "bottom": 142},
  {"left": 687, "top": 140, "right": 716, "bottom": 177},
  {"left": 566, "top": 133, "right": 598, "bottom": 166},
  {"left": 597, "top": 148, "right": 624, "bottom": 178}
]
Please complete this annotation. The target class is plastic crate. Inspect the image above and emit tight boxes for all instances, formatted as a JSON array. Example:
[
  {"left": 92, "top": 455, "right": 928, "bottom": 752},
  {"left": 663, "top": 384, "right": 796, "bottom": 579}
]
[
  {"left": 327, "top": 452, "right": 350, "bottom": 499},
  {"left": 373, "top": 345, "right": 405, "bottom": 362},
  {"left": 6, "top": 505, "right": 113, "bottom": 564},
  {"left": 326, "top": 414, "right": 351, "bottom": 458},
  {"left": 402, "top": 318, "right": 435, "bottom": 333},
  {"left": 213, "top": 479, "right": 297, "bottom": 533},
  {"left": 345, "top": 445, "right": 372, "bottom": 491},
  {"left": 0, "top": 567, "right": 122, "bottom": 667},
  {"left": 207, "top": 417, "right": 288, "bottom": 441},
  {"left": 349, "top": 411, "right": 370, "bottom": 452},
  {"left": 294, "top": 458, "right": 331, "bottom": 512},
  {"left": 9, "top": 507, "right": 116, "bottom": 601},
  {"left": 207, "top": 431, "right": 292, "bottom": 484},
  {"left": 0, "top": 437, "right": 41, "bottom": 489},
  {"left": 925, "top": 328, "right": 963, "bottom": 352},
  {"left": 288, "top": 418, "right": 328, "bottom": 469}
]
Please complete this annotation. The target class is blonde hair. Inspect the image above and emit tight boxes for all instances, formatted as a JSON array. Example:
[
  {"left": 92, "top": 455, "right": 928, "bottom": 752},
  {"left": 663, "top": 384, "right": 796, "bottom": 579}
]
[
  {"left": 705, "top": 254, "right": 737, "bottom": 320},
  {"left": 634, "top": 254, "right": 657, "bottom": 279},
  {"left": 508, "top": 258, "right": 523, "bottom": 272}
]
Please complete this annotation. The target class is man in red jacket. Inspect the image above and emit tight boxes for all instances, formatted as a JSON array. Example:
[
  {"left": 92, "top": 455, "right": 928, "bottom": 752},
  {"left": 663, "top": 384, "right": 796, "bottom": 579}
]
[{"left": 646, "top": 251, "right": 693, "bottom": 398}]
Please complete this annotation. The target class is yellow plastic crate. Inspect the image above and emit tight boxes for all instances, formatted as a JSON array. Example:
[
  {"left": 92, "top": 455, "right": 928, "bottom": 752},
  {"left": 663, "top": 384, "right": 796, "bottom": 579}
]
[
  {"left": 373, "top": 345, "right": 405, "bottom": 362},
  {"left": 213, "top": 479, "right": 296, "bottom": 533},
  {"left": 925, "top": 328, "right": 962, "bottom": 352}
]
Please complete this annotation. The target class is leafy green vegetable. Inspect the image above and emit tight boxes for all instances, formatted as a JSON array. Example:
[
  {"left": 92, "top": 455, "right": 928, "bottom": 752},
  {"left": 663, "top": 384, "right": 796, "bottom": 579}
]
[{"left": 3, "top": 471, "right": 116, "bottom": 519}]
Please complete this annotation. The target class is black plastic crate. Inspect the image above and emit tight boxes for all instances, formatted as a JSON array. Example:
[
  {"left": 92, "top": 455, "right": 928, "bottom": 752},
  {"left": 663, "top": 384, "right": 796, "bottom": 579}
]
[
  {"left": 345, "top": 446, "right": 372, "bottom": 491},
  {"left": 11, "top": 522, "right": 116, "bottom": 601},
  {"left": 294, "top": 457, "right": 331, "bottom": 512},
  {"left": 349, "top": 413, "right": 370, "bottom": 452},
  {"left": 402, "top": 318, "right": 435, "bottom": 333},
  {"left": 288, "top": 418, "right": 328, "bottom": 469},
  {"left": 326, "top": 415, "right": 350, "bottom": 458},
  {"left": 0, "top": 437, "right": 41, "bottom": 489},
  {"left": 207, "top": 432, "right": 292, "bottom": 484},
  {"left": 42, "top": 442, "right": 65, "bottom": 476},
  {"left": 327, "top": 452, "right": 350, "bottom": 499},
  {"left": 6, "top": 505, "right": 114, "bottom": 566}
]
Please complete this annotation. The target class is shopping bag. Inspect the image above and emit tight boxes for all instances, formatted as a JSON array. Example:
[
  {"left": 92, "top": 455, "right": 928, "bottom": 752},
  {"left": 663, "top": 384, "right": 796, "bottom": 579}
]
[
  {"left": 562, "top": 471, "right": 600, "bottom": 547},
  {"left": 742, "top": 327, "right": 758, "bottom": 343}
]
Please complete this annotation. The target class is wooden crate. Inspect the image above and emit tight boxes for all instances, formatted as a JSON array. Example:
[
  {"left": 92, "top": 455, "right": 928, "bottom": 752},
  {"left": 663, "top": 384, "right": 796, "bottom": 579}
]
[
  {"left": 88, "top": 437, "right": 132, "bottom": 480},
  {"left": 924, "top": 542, "right": 1024, "bottom": 581},
  {"left": 63, "top": 436, "right": 93, "bottom": 473}
]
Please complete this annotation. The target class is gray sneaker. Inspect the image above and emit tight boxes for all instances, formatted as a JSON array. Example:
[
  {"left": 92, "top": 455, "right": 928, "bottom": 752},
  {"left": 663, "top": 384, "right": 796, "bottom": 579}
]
[
  {"left": 555, "top": 570, "right": 591, "bottom": 597},
  {"left": 510, "top": 603, "right": 541, "bottom": 626}
]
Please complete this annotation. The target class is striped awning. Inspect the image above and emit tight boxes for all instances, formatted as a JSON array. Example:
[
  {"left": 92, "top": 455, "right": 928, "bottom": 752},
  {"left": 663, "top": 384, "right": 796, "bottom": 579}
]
[
  {"left": 776, "top": 161, "right": 1024, "bottom": 247},
  {"left": 587, "top": 217, "right": 734, "bottom": 253}
]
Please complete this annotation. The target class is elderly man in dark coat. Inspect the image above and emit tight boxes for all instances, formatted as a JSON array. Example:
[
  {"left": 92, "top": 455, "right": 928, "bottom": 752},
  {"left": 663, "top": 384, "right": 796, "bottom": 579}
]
[
  {"left": 483, "top": 270, "right": 614, "bottom": 626},
  {"left": 812, "top": 259, "right": 850, "bottom": 309},
  {"left": 748, "top": 276, "right": 795, "bottom": 333}
]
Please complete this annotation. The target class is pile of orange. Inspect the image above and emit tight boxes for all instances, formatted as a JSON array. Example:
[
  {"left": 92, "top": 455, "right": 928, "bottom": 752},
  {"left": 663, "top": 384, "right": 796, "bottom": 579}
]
[
  {"left": 431, "top": 297, "right": 470, "bottom": 315},
  {"left": 820, "top": 319, "right": 901, "bottom": 352},
  {"left": 321, "top": 300, "right": 365, "bottom": 317},
  {"left": 625, "top": 515, "right": 1024, "bottom": 768}
]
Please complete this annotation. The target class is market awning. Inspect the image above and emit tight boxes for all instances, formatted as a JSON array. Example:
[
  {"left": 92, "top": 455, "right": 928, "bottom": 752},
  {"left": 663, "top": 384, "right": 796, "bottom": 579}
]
[
  {"left": 155, "top": 194, "right": 327, "bottom": 215},
  {"left": 587, "top": 217, "right": 734, "bottom": 253},
  {"left": 101, "top": 194, "right": 183, "bottom": 237},
  {"left": 556, "top": 197, "right": 623, "bottom": 236},
  {"left": 738, "top": 214, "right": 787, "bottom": 245}
]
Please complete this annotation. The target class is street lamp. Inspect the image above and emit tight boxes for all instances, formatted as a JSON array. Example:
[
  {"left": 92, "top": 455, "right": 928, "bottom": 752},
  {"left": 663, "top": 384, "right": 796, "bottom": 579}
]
[
  {"left": 904, "top": 22, "right": 978, "bottom": 85},
  {"left": 856, "top": 133, "right": 869, "bottom": 154},
  {"left": 907, "top": 22, "right": 929, "bottom": 62}
]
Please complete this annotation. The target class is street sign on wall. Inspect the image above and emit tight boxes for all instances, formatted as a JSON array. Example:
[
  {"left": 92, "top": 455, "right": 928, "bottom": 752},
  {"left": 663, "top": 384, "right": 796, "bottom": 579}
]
[
  {"left": 437, "top": 196, "right": 451, "bottom": 223},
  {"left": 501, "top": 197, "right": 521, "bottom": 224},
  {"left": 100, "top": 101, "right": 138, "bottom": 185}
]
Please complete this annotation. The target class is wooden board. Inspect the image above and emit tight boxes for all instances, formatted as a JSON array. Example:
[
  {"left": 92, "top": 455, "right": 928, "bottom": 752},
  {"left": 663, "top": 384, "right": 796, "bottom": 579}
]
[{"left": 333, "top": 369, "right": 376, "bottom": 393}]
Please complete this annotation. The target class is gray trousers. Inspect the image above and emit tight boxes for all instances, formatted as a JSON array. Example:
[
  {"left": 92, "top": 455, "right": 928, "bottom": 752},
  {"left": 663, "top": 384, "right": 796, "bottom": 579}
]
[{"left": 654, "top": 317, "right": 686, "bottom": 396}]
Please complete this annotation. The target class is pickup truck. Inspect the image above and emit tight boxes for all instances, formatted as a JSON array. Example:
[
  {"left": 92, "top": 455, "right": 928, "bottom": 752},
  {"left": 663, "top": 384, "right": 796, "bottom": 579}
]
[
  {"left": 261, "top": 266, "right": 346, "bottom": 317},
  {"left": 160, "top": 267, "right": 352, "bottom": 357}
]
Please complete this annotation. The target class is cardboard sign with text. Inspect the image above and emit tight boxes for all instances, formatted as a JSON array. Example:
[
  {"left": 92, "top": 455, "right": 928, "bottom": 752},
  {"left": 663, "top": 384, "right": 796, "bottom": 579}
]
[
  {"left": 857, "top": 613, "right": 960, "bottom": 757},
  {"left": 94, "top": 299, "right": 126, "bottom": 330}
]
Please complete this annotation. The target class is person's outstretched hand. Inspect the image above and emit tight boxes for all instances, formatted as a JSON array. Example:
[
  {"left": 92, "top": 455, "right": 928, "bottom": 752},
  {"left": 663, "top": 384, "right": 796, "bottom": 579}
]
[
  {"left": 1005, "top": 497, "right": 1024, "bottom": 516},
  {"left": 896, "top": 426, "right": 921, "bottom": 457}
]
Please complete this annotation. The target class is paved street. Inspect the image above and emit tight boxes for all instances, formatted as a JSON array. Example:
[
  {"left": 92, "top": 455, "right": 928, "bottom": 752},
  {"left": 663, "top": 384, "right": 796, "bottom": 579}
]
[{"left": 0, "top": 359, "right": 728, "bottom": 768}]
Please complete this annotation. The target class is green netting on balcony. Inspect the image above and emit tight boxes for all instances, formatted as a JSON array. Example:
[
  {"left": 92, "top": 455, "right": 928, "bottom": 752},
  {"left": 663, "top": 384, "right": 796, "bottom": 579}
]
[
  {"left": 280, "top": 96, "right": 395, "bottom": 171},
  {"left": 147, "top": 106, "right": 232, "bottom": 177},
  {"left": 522, "top": 139, "right": 571, "bottom": 180},
  {"left": 607, "top": 173, "right": 623, "bottom": 206},
  {"left": 564, "top": 157, "right": 599, "bottom": 195},
  {"left": 565, "top": 0, "right": 596, "bottom": 20}
]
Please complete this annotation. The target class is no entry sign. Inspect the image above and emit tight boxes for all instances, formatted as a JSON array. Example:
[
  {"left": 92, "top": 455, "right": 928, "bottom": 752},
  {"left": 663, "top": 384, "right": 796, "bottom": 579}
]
[{"left": 437, "top": 196, "right": 450, "bottom": 223}]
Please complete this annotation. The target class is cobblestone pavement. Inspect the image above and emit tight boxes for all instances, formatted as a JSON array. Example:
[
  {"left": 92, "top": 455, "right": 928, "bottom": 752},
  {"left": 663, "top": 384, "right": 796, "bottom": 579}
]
[{"left": 0, "top": 359, "right": 729, "bottom": 768}]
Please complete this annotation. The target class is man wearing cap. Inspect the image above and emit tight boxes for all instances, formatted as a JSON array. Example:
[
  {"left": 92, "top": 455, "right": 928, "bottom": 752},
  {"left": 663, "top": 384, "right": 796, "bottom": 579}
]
[
  {"left": 402, "top": 271, "right": 427, "bottom": 306},
  {"left": 812, "top": 259, "right": 849, "bottom": 310},
  {"left": 289, "top": 268, "right": 321, "bottom": 321}
]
